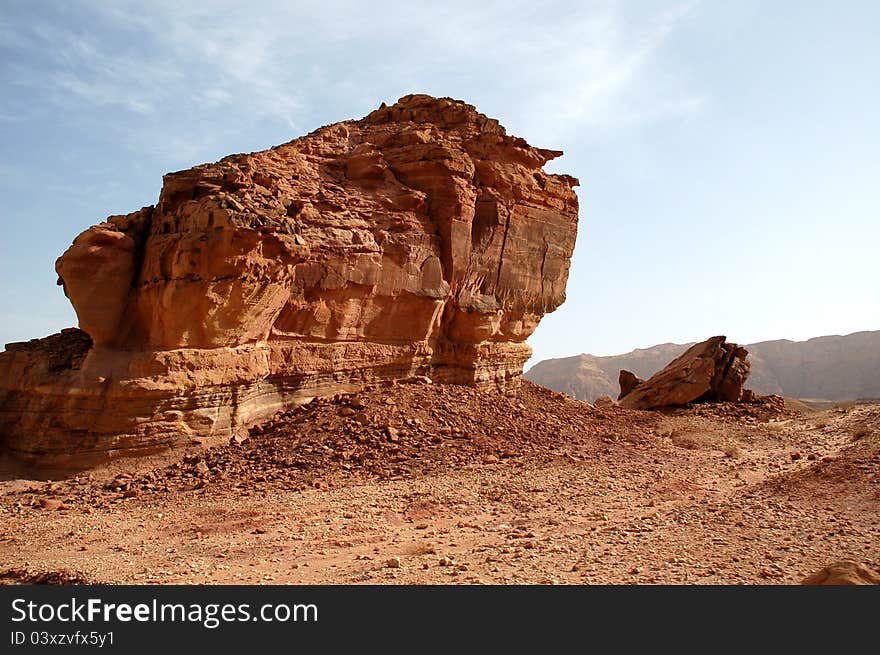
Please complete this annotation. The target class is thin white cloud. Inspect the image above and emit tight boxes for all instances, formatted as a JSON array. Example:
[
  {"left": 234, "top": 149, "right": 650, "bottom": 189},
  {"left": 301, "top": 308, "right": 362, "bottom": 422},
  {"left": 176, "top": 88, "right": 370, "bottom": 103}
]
[
  {"left": 2, "top": 0, "right": 706, "bottom": 159},
  {"left": 5, "top": 20, "right": 183, "bottom": 117},
  {"left": 494, "top": 0, "right": 706, "bottom": 141}
]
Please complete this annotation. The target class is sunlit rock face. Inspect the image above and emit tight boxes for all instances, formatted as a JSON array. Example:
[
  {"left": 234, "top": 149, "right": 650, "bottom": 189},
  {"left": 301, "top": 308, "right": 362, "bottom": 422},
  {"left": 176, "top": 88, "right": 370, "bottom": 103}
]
[
  {"left": 618, "top": 336, "right": 751, "bottom": 410},
  {"left": 0, "top": 94, "right": 579, "bottom": 468}
]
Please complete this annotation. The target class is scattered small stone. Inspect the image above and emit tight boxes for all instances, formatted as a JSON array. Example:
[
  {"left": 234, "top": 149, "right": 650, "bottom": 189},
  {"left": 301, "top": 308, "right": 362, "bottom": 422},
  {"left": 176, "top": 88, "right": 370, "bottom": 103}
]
[{"left": 760, "top": 568, "right": 783, "bottom": 579}]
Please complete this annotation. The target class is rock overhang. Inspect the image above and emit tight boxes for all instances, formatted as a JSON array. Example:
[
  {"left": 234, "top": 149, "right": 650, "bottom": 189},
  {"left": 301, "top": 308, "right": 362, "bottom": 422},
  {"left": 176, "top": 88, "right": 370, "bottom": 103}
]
[{"left": 0, "top": 94, "right": 580, "bottom": 468}]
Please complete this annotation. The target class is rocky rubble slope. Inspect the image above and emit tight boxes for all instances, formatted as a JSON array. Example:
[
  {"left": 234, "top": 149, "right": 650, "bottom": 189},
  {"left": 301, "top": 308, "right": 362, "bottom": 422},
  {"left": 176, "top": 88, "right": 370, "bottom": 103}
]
[{"left": 2, "top": 382, "right": 876, "bottom": 585}]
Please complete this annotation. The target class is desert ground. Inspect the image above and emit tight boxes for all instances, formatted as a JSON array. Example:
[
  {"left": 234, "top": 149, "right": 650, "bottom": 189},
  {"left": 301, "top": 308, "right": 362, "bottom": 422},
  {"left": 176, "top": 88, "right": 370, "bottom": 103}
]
[{"left": 1, "top": 381, "right": 878, "bottom": 585}]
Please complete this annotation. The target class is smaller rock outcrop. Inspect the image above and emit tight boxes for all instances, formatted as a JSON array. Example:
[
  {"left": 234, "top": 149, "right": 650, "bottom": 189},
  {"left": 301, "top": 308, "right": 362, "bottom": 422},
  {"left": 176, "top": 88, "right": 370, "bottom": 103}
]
[
  {"left": 617, "top": 370, "right": 643, "bottom": 400},
  {"left": 618, "top": 336, "right": 750, "bottom": 410},
  {"left": 801, "top": 561, "right": 880, "bottom": 585}
]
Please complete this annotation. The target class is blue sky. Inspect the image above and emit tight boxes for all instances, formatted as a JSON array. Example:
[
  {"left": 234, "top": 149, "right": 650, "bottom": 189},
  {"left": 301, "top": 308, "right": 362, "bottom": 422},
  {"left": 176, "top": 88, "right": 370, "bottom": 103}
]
[{"left": 1, "top": 1, "right": 877, "bottom": 366}]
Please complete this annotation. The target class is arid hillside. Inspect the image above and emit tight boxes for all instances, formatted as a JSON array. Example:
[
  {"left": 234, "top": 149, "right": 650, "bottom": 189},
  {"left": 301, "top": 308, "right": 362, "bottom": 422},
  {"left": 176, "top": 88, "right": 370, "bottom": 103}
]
[
  {"left": 2, "top": 380, "right": 877, "bottom": 585},
  {"left": 526, "top": 331, "right": 880, "bottom": 403}
]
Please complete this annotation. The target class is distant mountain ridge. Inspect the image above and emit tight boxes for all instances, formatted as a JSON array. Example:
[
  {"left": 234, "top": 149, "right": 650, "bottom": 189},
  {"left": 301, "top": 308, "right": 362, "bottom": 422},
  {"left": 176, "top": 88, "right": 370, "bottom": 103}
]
[{"left": 525, "top": 331, "right": 880, "bottom": 402}]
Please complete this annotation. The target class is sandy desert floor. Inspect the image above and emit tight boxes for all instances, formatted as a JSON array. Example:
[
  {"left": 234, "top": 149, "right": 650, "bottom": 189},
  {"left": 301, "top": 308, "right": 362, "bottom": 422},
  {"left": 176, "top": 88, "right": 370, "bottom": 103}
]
[{"left": 1, "top": 381, "right": 878, "bottom": 584}]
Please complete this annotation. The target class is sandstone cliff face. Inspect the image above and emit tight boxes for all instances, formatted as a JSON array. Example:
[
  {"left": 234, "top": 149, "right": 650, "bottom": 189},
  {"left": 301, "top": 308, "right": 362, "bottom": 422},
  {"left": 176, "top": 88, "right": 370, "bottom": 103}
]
[{"left": 0, "top": 95, "right": 579, "bottom": 468}]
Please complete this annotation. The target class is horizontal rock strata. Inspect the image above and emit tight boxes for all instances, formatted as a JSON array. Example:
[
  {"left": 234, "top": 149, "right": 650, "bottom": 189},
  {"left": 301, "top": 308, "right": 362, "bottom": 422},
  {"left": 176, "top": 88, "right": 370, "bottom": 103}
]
[{"left": 0, "top": 95, "right": 579, "bottom": 468}]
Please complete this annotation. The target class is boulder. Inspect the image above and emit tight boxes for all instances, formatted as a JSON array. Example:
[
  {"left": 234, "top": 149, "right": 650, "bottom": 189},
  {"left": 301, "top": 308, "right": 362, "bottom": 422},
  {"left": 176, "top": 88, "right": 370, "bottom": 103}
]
[
  {"left": 801, "top": 561, "right": 880, "bottom": 585},
  {"left": 618, "top": 336, "right": 750, "bottom": 410},
  {"left": 0, "top": 94, "right": 579, "bottom": 468}
]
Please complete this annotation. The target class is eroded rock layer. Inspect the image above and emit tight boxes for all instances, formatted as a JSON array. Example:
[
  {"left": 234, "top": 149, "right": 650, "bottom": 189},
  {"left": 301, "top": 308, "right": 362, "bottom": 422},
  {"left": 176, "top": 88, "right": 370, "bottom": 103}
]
[{"left": 0, "top": 95, "right": 579, "bottom": 467}]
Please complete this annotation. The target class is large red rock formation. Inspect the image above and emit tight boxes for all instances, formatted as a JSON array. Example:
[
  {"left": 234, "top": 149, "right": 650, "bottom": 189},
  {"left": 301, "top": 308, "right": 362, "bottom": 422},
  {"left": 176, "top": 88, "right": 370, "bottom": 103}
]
[
  {"left": 0, "top": 95, "right": 579, "bottom": 468},
  {"left": 618, "top": 336, "right": 750, "bottom": 410}
]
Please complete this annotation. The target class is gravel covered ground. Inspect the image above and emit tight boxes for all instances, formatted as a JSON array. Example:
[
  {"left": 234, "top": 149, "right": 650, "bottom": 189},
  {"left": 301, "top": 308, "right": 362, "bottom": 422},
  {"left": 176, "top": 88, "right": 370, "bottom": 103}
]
[{"left": 1, "top": 381, "right": 878, "bottom": 584}]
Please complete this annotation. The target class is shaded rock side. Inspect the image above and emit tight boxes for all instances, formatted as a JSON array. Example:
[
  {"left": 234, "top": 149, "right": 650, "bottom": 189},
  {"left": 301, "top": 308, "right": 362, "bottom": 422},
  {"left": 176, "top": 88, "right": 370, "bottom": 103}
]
[
  {"left": 618, "top": 336, "right": 750, "bottom": 410},
  {"left": 0, "top": 94, "right": 579, "bottom": 468},
  {"left": 617, "top": 370, "right": 643, "bottom": 400}
]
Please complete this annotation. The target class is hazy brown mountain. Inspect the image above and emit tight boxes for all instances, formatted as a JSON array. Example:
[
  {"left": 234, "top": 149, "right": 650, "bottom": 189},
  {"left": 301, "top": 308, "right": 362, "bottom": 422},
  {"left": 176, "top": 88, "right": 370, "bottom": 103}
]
[{"left": 525, "top": 331, "right": 880, "bottom": 402}]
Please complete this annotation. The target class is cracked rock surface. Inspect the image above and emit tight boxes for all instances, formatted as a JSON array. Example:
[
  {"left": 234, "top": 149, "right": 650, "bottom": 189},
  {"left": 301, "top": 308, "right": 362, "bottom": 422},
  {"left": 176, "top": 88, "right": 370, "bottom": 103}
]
[{"left": 0, "top": 95, "right": 578, "bottom": 467}]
